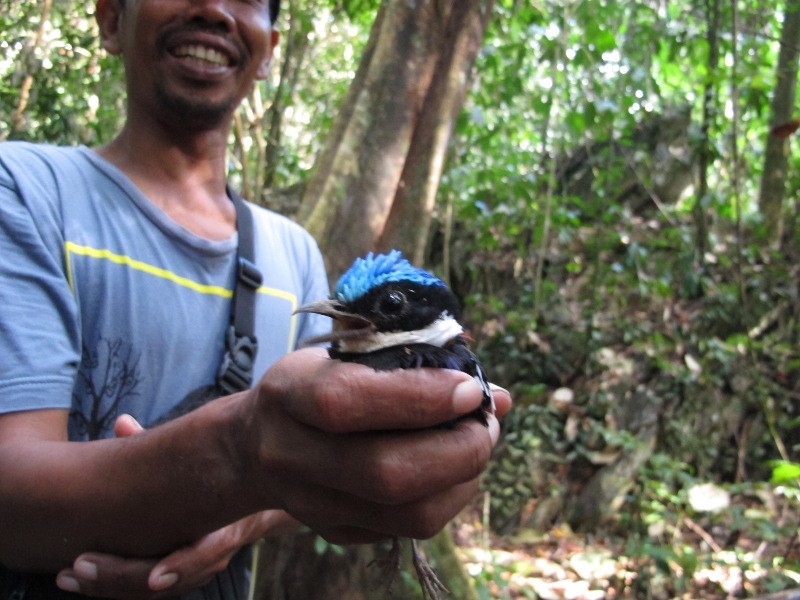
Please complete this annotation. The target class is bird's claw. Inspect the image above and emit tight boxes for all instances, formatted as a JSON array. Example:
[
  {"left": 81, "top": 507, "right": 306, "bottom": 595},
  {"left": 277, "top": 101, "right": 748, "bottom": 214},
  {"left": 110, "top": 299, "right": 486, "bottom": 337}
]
[
  {"left": 370, "top": 538, "right": 449, "bottom": 599},
  {"left": 369, "top": 536, "right": 403, "bottom": 592},
  {"left": 411, "top": 539, "right": 449, "bottom": 600}
]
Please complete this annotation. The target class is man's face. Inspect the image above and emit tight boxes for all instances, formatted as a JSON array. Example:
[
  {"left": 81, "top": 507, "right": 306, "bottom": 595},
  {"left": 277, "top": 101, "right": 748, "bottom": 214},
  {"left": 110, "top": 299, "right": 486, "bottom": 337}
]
[{"left": 101, "top": 0, "right": 278, "bottom": 130}]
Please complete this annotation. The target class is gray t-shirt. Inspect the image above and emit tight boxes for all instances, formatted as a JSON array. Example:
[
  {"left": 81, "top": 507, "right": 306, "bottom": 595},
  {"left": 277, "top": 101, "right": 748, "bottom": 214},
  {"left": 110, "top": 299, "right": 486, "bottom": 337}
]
[{"left": 0, "top": 141, "right": 331, "bottom": 598}]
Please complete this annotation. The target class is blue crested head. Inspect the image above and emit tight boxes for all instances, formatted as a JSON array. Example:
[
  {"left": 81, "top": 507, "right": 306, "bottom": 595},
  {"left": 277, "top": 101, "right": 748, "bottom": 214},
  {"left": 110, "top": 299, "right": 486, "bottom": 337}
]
[{"left": 334, "top": 250, "right": 445, "bottom": 302}]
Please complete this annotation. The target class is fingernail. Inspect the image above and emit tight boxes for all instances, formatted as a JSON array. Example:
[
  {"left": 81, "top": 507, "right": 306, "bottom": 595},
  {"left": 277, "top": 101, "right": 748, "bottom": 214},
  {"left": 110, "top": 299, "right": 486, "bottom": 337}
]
[
  {"left": 452, "top": 379, "right": 482, "bottom": 414},
  {"left": 74, "top": 559, "right": 98, "bottom": 581},
  {"left": 56, "top": 574, "right": 80, "bottom": 593},
  {"left": 151, "top": 571, "right": 179, "bottom": 591},
  {"left": 489, "top": 383, "right": 509, "bottom": 396},
  {"left": 488, "top": 415, "right": 500, "bottom": 446}
]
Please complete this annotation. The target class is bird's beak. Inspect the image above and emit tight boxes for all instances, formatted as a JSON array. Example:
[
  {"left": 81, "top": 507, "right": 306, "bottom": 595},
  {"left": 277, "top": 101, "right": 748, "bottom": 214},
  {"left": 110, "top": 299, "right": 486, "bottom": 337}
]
[{"left": 294, "top": 299, "right": 376, "bottom": 345}]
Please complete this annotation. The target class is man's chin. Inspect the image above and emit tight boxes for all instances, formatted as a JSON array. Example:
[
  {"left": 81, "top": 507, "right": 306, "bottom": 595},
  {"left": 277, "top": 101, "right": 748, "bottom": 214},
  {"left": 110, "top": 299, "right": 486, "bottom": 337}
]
[{"left": 156, "top": 88, "right": 235, "bottom": 130}]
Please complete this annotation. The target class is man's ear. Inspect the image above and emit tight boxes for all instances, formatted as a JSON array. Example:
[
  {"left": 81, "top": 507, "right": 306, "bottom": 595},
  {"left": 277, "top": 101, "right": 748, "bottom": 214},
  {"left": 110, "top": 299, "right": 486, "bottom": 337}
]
[
  {"left": 96, "top": 0, "right": 124, "bottom": 55},
  {"left": 256, "top": 30, "right": 281, "bottom": 80}
]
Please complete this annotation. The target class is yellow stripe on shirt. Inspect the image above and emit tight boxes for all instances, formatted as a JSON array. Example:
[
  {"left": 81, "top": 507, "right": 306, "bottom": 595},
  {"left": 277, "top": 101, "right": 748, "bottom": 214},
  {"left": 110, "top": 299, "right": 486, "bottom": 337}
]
[
  {"left": 65, "top": 241, "right": 232, "bottom": 297},
  {"left": 65, "top": 241, "right": 298, "bottom": 310},
  {"left": 64, "top": 241, "right": 301, "bottom": 351}
]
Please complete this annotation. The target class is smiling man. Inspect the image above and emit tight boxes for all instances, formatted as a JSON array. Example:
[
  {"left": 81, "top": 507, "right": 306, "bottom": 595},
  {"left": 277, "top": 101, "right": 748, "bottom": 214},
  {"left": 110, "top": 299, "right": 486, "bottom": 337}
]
[
  {"left": 106, "top": 0, "right": 278, "bottom": 132},
  {"left": 0, "top": 1, "right": 510, "bottom": 599}
]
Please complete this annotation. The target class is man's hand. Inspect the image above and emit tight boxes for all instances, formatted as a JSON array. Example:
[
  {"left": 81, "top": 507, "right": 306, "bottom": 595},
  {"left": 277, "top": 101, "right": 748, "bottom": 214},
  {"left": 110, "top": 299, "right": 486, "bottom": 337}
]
[
  {"left": 56, "top": 416, "right": 301, "bottom": 599},
  {"left": 56, "top": 511, "right": 298, "bottom": 599},
  {"left": 241, "top": 347, "right": 511, "bottom": 546},
  {"left": 54, "top": 346, "right": 513, "bottom": 598}
]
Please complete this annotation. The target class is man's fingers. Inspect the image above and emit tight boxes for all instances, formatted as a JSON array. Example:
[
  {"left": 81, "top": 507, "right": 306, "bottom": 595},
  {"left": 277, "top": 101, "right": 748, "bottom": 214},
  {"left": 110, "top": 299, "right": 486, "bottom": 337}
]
[
  {"left": 490, "top": 383, "right": 513, "bottom": 417},
  {"left": 113, "top": 414, "right": 144, "bottom": 438},
  {"left": 264, "top": 348, "right": 486, "bottom": 433},
  {"left": 288, "top": 477, "right": 481, "bottom": 542},
  {"left": 147, "top": 526, "right": 237, "bottom": 591},
  {"left": 56, "top": 553, "right": 158, "bottom": 599},
  {"left": 264, "top": 415, "right": 494, "bottom": 508}
]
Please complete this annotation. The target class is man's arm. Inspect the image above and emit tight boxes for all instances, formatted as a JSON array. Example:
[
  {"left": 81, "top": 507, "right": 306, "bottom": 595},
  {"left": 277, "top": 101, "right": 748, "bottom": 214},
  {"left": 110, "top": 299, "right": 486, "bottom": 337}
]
[
  {"left": 0, "top": 347, "right": 502, "bottom": 573},
  {"left": 52, "top": 414, "right": 301, "bottom": 598},
  {"left": 0, "top": 396, "right": 254, "bottom": 571}
]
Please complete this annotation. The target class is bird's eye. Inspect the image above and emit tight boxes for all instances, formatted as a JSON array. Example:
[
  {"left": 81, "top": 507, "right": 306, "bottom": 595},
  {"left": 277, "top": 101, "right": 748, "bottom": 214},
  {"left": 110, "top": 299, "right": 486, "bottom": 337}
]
[{"left": 380, "top": 291, "right": 406, "bottom": 314}]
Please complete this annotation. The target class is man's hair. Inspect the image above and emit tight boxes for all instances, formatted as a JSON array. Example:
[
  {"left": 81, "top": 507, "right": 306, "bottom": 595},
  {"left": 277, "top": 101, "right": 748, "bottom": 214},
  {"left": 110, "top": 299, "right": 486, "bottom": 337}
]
[
  {"left": 269, "top": 0, "right": 280, "bottom": 22},
  {"left": 116, "top": 0, "right": 280, "bottom": 24}
]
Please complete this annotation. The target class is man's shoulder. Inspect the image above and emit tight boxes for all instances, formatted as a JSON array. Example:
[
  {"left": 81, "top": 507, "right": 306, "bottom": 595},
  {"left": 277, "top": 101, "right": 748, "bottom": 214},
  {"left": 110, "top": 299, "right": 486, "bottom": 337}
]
[
  {"left": 0, "top": 142, "right": 89, "bottom": 183},
  {"left": 0, "top": 140, "right": 83, "bottom": 163}
]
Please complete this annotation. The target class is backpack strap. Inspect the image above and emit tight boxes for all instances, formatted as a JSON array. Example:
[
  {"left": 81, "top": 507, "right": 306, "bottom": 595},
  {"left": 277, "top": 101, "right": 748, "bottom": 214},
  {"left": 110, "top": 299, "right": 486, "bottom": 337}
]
[{"left": 216, "top": 188, "right": 262, "bottom": 394}]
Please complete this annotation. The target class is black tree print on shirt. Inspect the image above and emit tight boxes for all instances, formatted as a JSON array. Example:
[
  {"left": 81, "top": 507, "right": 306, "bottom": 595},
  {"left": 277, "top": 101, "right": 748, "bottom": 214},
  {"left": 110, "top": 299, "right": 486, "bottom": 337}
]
[{"left": 71, "top": 337, "right": 142, "bottom": 440}]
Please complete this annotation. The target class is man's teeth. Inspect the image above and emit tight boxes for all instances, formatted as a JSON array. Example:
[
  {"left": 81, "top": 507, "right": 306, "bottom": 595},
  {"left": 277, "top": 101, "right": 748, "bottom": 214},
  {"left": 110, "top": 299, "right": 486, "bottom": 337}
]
[{"left": 174, "top": 45, "right": 230, "bottom": 67}]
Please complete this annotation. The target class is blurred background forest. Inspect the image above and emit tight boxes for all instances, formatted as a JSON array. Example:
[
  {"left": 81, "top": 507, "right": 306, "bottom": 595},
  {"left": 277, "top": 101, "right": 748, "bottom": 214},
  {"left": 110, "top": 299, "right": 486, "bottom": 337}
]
[{"left": 2, "top": 0, "right": 800, "bottom": 598}]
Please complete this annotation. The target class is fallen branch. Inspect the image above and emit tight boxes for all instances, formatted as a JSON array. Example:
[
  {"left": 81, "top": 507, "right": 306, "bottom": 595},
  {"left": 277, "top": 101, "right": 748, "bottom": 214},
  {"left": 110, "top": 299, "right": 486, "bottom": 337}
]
[{"left": 683, "top": 516, "right": 722, "bottom": 553}]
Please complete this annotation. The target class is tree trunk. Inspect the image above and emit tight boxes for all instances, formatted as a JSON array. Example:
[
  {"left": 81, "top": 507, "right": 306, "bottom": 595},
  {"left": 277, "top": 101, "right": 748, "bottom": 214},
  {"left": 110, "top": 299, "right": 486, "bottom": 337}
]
[
  {"left": 299, "top": 0, "right": 494, "bottom": 278},
  {"left": 233, "top": 1, "right": 311, "bottom": 204},
  {"left": 263, "top": 1, "right": 311, "bottom": 193},
  {"left": 693, "top": 0, "right": 720, "bottom": 267},
  {"left": 375, "top": 0, "right": 494, "bottom": 265},
  {"left": 251, "top": 532, "right": 371, "bottom": 600},
  {"left": 758, "top": 0, "right": 800, "bottom": 247},
  {"left": 253, "top": 2, "right": 495, "bottom": 595},
  {"left": 567, "top": 378, "right": 662, "bottom": 531},
  {"left": 252, "top": 528, "right": 478, "bottom": 600}
]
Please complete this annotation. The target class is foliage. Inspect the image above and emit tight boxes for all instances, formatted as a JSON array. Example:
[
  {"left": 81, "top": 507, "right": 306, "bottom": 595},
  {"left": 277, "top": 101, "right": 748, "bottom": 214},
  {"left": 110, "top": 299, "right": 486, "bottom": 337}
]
[
  {"left": 771, "top": 460, "right": 800, "bottom": 484},
  {"left": 0, "top": 0, "right": 124, "bottom": 144},
  {"left": 0, "top": 0, "right": 367, "bottom": 190},
  {"left": 3, "top": 0, "right": 800, "bottom": 597}
]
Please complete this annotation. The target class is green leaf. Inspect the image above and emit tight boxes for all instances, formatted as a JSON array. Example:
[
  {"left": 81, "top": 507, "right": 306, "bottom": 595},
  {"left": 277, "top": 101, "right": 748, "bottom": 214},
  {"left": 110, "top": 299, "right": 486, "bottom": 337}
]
[{"left": 770, "top": 461, "right": 800, "bottom": 485}]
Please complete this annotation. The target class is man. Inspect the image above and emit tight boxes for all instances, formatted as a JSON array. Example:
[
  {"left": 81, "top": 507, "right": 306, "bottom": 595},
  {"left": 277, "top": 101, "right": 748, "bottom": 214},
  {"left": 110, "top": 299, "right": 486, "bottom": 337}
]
[{"left": 0, "top": 1, "right": 510, "bottom": 599}]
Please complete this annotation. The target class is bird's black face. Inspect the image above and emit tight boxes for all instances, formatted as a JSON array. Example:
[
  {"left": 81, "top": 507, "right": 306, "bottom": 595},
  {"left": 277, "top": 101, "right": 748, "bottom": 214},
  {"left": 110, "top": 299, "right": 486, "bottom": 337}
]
[
  {"left": 346, "top": 281, "right": 461, "bottom": 333},
  {"left": 295, "top": 280, "right": 463, "bottom": 349}
]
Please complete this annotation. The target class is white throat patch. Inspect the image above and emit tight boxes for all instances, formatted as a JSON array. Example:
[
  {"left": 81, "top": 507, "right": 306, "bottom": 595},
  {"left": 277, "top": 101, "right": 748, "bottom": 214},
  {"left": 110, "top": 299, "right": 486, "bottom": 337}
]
[{"left": 338, "top": 313, "right": 464, "bottom": 354}]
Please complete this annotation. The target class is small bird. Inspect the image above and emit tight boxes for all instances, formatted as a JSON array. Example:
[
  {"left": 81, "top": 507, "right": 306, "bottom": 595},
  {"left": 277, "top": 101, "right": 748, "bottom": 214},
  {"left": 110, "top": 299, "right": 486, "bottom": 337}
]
[{"left": 297, "top": 250, "right": 495, "bottom": 599}]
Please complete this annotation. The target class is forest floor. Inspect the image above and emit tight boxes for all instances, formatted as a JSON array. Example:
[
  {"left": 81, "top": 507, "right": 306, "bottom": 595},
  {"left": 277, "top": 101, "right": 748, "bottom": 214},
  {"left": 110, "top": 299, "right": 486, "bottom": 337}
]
[
  {"left": 446, "top": 210, "right": 800, "bottom": 599},
  {"left": 452, "top": 485, "right": 800, "bottom": 599},
  {"left": 441, "top": 206, "right": 800, "bottom": 600}
]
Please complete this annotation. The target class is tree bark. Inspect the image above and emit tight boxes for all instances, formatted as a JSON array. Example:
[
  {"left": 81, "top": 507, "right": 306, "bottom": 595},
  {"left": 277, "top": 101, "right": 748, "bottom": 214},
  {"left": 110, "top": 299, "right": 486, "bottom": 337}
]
[
  {"left": 263, "top": 2, "right": 311, "bottom": 193},
  {"left": 693, "top": 0, "right": 720, "bottom": 266},
  {"left": 299, "top": 0, "right": 494, "bottom": 278},
  {"left": 233, "top": 1, "right": 311, "bottom": 204},
  {"left": 252, "top": 528, "right": 478, "bottom": 600},
  {"left": 375, "top": 0, "right": 495, "bottom": 265},
  {"left": 252, "top": 532, "right": 371, "bottom": 600},
  {"left": 758, "top": 0, "right": 800, "bottom": 247}
]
